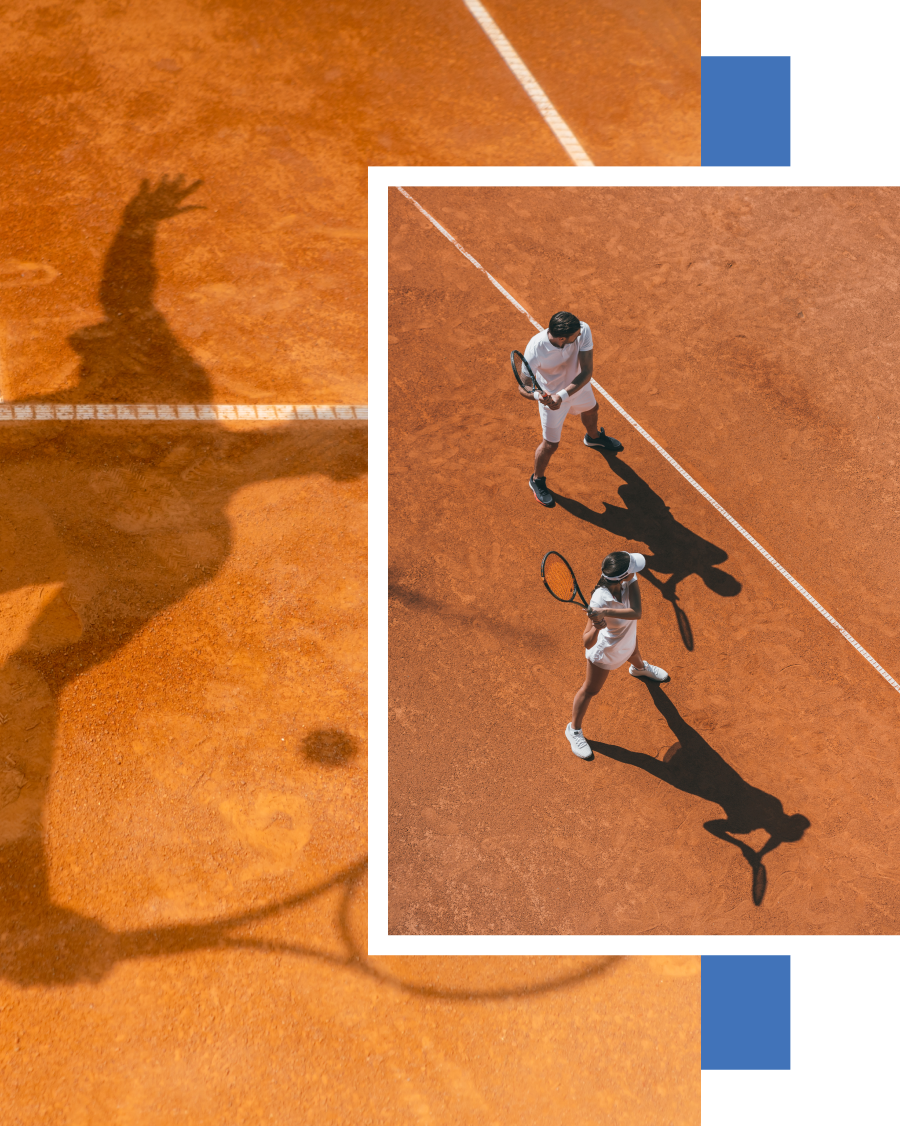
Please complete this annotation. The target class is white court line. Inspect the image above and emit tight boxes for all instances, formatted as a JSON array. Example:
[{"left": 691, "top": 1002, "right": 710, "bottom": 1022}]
[
  {"left": 396, "top": 187, "right": 543, "bottom": 330},
  {"left": 460, "top": 0, "right": 594, "bottom": 167},
  {"left": 0, "top": 403, "right": 368, "bottom": 421},
  {"left": 396, "top": 187, "right": 900, "bottom": 694}
]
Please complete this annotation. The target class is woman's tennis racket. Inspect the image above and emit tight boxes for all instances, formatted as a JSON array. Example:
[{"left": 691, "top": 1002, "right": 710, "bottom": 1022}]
[
  {"left": 511, "top": 350, "right": 546, "bottom": 400},
  {"left": 541, "top": 551, "right": 590, "bottom": 609}
]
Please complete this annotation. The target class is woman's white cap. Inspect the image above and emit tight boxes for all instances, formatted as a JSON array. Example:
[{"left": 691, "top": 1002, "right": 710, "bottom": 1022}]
[{"left": 604, "top": 551, "right": 646, "bottom": 578}]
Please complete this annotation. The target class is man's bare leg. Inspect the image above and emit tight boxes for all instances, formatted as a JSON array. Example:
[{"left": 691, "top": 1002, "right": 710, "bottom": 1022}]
[
  {"left": 534, "top": 438, "right": 559, "bottom": 479},
  {"left": 580, "top": 405, "right": 601, "bottom": 440}
]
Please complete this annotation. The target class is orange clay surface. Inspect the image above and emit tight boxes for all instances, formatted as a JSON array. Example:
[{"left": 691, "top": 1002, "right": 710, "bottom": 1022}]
[
  {"left": 2, "top": 2, "right": 701, "bottom": 1123},
  {"left": 389, "top": 186, "right": 899, "bottom": 936}
]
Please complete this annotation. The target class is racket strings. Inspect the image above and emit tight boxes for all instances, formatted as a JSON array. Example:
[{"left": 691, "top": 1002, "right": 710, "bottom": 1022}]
[{"left": 544, "top": 555, "right": 575, "bottom": 601}]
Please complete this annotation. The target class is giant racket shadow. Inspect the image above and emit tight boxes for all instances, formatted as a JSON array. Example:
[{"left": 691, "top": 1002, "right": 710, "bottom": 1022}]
[
  {"left": 590, "top": 681, "right": 810, "bottom": 907},
  {"left": 0, "top": 177, "right": 616, "bottom": 1002},
  {"left": 553, "top": 452, "right": 742, "bottom": 650}
]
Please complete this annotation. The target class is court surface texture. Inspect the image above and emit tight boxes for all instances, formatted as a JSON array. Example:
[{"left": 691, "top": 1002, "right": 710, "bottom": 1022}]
[
  {"left": 389, "top": 185, "right": 899, "bottom": 937},
  {"left": 1, "top": 2, "right": 702, "bottom": 1123}
]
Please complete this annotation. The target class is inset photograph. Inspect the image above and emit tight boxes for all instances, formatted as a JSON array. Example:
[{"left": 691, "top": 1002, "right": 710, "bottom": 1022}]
[{"left": 388, "top": 185, "right": 899, "bottom": 936}]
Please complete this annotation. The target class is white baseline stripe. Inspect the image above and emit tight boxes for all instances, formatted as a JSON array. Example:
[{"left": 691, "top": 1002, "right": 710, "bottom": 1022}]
[
  {"left": 0, "top": 403, "right": 368, "bottom": 421},
  {"left": 396, "top": 188, "right": 542, "bottom": 331},
  {"left": 397, "top": 188, "right": 900, "bottom": 694},
  {"left": 460, "top": 0, "right": 594, "bottom": 167},
  {"left": 589, "top": 382, "right": 900, "bottom": 693}
]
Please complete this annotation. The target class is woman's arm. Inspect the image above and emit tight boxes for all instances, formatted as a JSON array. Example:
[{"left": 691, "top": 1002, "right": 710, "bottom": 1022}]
[
  {"left": 595, "top": 580, "right": 642, "bottom": 621},
  {"left": 583, "top": 613, "right": 603, "bottom": 649}
]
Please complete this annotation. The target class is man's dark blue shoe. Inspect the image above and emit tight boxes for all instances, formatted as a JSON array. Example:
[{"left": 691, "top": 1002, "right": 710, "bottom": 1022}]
[
  {"left": 584, "top": 427, "right": 624, "bottom": 453},
  {"left": 529, "top": 474, "right": 554, "bottom": 506}
]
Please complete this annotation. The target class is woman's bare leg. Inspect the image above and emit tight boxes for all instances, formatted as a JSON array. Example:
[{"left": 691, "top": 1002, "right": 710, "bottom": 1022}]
[
  {"left": 572, "top": 660, "right": 610, "bottom": 730},
  {"left": 627, "top": 642, "right": 645, "bottom": 668}
]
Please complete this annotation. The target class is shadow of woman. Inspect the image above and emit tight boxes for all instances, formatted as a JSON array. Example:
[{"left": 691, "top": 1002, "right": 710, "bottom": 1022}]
[
  {"left": 590, "top": 682, "right": 810, "bottom": 907},
  {"left": 553, "top": 454, "right": 742, "bottom": 650},
  {"left": 0, "top": 176, "right": 367, "bottom": 985}
]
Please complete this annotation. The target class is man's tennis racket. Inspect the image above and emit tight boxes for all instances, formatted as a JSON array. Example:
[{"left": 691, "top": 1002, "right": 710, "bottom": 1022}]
[
  {"left": 511, "top": 350, "right": 546, "bottom": 400},
  {"left": 541, "top": 551, "right": 590, "bottom": 610}
]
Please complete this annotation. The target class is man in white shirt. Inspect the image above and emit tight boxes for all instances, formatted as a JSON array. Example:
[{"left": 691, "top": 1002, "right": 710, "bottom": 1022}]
[{"left": 518, "top": 311, "right": 623, "bottom": 507}]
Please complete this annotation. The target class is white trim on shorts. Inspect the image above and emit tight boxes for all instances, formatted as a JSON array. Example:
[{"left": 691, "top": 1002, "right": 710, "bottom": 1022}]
[{"left": 538, "top": 382, "right": 597, "bottom": 441}]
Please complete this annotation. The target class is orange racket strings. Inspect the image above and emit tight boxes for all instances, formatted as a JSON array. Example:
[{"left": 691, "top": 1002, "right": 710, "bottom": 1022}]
[{"left": 544, "top": 555, "right": 575, "bottom": 601}]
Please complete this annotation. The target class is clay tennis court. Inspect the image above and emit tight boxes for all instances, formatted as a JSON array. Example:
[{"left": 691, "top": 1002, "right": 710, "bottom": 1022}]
[
  {"left": 389, "top": 185, "right": 899, "bottom": 936},
  {"left": 3, "top": 2, "right": 702, "bottom": 1121}
]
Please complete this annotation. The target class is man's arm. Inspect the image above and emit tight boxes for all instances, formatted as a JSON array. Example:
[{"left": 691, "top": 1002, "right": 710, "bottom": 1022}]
[
  {"left": 573, "top": 348, "right": 594, "bottom": 391},
  {"left": 547, "top": 348, "right": 593, "bottom": 408},
  {"left": 517, "top": 381, "right": 545, "bottom": 401}
]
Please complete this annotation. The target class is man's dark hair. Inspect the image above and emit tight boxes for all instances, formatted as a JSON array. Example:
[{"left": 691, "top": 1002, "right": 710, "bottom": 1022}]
[{"left": 548, "top": 311, "right": 581, "bottom": 338}]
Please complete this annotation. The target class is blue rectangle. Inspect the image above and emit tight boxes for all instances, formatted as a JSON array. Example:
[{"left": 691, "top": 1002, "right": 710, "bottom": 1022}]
[
  {"left": 701, "top": 955, "right": 791, "bottom": 1069},
  {"left": 702, "top": 57, "right": 791, "bottom": 166}
]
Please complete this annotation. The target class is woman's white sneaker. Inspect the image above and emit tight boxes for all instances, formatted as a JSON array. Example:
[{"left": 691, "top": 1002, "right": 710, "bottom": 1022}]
[
  {"left": 629, "top": 660, "right": 670, "bottom": 682},
  {"left": 565, "top": 723, "right": 593, "bottom": 759}
]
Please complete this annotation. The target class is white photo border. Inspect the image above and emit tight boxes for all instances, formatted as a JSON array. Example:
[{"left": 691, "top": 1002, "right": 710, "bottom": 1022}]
[{"left": 367, "top": 163, "right": 909, "bottom": 954}]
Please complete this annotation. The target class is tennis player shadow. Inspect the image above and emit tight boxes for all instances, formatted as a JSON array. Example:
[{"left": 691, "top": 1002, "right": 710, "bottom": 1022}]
[
  {"left": 0, "top": 176, "right": 366, "bottom": 985},
  {"left": 1, "top": 178, "right": 611, "bottom": 1003},
  {"left": 553, "top": 456, "right": 741, "bottom": 651},
  {"left": 590, "top": 683, "right": 810, "bottom": 907}
]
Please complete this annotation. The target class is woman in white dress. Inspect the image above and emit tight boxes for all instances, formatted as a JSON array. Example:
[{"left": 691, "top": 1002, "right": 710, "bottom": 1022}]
[{"left": 566, "top": 551, "right": 670, "bottom": 760}]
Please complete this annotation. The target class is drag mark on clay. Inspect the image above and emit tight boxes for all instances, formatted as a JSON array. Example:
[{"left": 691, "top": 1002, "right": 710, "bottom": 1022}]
[
  {"left": 0, "top": 259, "right": 60, "bottom": 288},
  {"left": 395, "top": 188, "right": 899, "bottom": 694}
]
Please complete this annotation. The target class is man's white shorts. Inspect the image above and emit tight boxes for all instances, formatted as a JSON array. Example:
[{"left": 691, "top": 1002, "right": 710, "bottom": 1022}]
[{"left": 538, "top": 383, "right": 597, "bottom": 442}]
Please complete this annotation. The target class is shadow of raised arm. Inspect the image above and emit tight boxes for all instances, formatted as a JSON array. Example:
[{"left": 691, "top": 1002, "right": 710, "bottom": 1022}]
[
  {"left": 59, "top": 175, "right": 211, "bottom": 403},
  {"left": 99, "top": 175, "right": 204, "bottom": 320}
]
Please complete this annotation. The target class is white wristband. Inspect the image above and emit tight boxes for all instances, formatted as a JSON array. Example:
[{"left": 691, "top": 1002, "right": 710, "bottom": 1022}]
[{"left": 558, "top": 388, "right": 570, "bottom": 401}]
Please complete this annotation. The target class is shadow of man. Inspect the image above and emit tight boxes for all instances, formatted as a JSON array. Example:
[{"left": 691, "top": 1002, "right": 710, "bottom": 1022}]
[
  {"left": 553, "top": 454, "right": 742, "bottom": 650},
  {"left": 0, "top": 176, "right": 366, "bottom": 985},
  {"left": 590, "top": 682, "right": 810, "bottom": 907}
]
